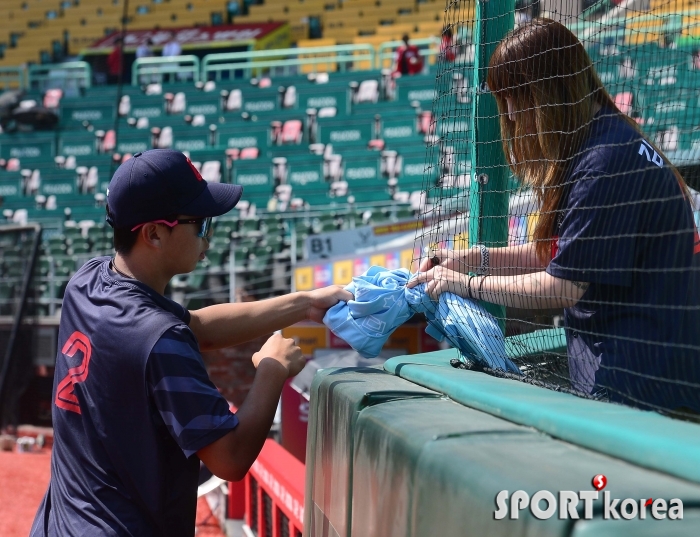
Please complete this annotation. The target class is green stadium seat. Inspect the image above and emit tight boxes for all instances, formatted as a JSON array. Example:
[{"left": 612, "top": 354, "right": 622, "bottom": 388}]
[
  {"left": 171, "top": 126, "right": 213, "bottom": 153},
  {"left": 183, "top": 269, "right": 207, "bottom": 292},
  {"left": 115, "top": 130, "right": 151, "bottom": 154},
  {"left": 0, "top": 283, "right": 15, "bottom": 314},
  {"left": 247, "top": 245, "right": 272, "bottom": 272},
  {"left": 296, "top": 84, "right": 352, "bottom": 115},
  {"left": 317, "top": 118, "right": 374, "bottom": 146},
  {"left": 394, "top": 74, "right": 438, "bottom": 105},
  {"left": 60, "top": 100, "right": 116, "bottom": 127},
  {"left": 229, "top": 246, "right": 249, "bottom": 270},
  {"left": 58, "top": 131, "right": 97, "bottom": 157},
  {"left": 68, "top": 239, "right": 91, "bottom": 255},
  {"left": 0, "top": 133, "right": 56, "bottom": 160},
  {"left": 261, "top": 235, "right": 285, "bottom": 253},
  {"left": 218, "top": 123, "right": 270, "bottom": 151},
  {"left": 204, "top": 247, "right": 226, "bottom": 269},
  {"left": 239, "top": 219, "right": 260, "bottom": 233}
]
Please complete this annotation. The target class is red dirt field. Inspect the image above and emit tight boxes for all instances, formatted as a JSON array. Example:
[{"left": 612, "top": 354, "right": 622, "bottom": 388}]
[
  {"left": 0, "top": 449, "right": 224, "bottom": 536},
  {"left": 0, "top": 450, "right": 51, "bottom": 536}
]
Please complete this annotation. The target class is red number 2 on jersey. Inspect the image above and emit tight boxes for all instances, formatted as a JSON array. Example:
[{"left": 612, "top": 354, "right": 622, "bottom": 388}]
[{"left": 55, "top": 331, "right": 92, "bottom": 414}]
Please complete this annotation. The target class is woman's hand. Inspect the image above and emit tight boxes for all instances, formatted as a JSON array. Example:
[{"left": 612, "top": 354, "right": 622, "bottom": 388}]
[
  {"left": 416, "top": 248, "right": 477, "bottom": 274},
  {"left": 407, "top": 265, "right": 468, "bottom": 299}
]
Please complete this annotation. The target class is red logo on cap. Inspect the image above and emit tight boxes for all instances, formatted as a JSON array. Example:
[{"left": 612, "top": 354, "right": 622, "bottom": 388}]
[{"left": 185, "top": 157, "right": 204, "bottom": 181}]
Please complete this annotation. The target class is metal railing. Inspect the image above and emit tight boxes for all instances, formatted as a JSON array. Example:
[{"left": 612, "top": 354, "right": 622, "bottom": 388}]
[
  {"left": 10, "top": 38, "right": 443, "bottom": 90},
  {"left": 243, "top": 439, "right": 304, "bottom": 537},
  {"left": 131, "top": 55, "right": 201, "bottom": 85},
  {"left": 27, "top": 61, "right": 91, "bottom": 92},
  {"left": 201, "top": 44, "right": 376, "bottom": 81}
]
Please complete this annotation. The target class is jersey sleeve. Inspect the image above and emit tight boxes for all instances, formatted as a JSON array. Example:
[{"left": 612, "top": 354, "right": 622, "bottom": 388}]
[
  {"left": 146, "top": 325, "right": 238, "bottom": 458},
  {"left": 546, "top": 169, "right": 644, "bottom": 287}
]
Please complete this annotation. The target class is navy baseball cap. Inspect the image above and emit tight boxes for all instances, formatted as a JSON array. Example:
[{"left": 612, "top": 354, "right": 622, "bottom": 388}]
[{"left": 106, "top": 149, "right": 243, "bottom": 229}]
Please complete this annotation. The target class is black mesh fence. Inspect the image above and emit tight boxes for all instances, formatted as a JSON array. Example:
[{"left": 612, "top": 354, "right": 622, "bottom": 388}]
[
  {"left": 0, "top": 224, "right": 41, "bottom": 430},
  {"left": 415, "top": 1, "right": 700, "bottom": 419}
]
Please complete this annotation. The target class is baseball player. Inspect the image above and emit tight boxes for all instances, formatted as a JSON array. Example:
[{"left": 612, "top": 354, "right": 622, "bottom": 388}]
[{"left": 30, "top": 149, "right": 352, "bottom": 536}]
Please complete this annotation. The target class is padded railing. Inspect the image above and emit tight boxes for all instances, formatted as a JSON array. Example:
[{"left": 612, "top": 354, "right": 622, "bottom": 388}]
[{"left": 201, "top": 44, "right": 376, "bottom": 81}]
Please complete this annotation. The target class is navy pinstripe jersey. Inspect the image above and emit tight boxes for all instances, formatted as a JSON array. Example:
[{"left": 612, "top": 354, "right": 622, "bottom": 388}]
[{"left": 30, "top": 257, "right": 238, "bottom": 537}]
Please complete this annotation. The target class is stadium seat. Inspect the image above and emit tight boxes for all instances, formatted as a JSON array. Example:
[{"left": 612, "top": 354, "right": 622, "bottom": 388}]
[
  {"left": 239, "top": 147, "right": 259, "bottom": 159},
  {"left": 280, "top": 120, "right": 303, "bottom": 144},
  {"left": 201, "top": 161, "right": 222, "bottom": 182}
]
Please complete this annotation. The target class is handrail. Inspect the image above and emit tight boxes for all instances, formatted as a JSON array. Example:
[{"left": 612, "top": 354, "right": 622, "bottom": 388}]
[
  {"left": 572, "top": 11, "right": 686, "bottom": 42},
  {"left": 0, "top": 66, "right": 27, "bottom": 91},
  {"left": 131, "top": 55, "right": 201, "bottom": 86},
  {"left": 27, "top": 61, "right": 91, "bottom": 91},
  {"left": 243, "top": 439, "right": 304, "bottom": 537},
  {"left": 202, "top": 44, "right": 375, "bottom": 80},
  {"left": 377, "top": 37, "right": 441, "bottom": 69}
]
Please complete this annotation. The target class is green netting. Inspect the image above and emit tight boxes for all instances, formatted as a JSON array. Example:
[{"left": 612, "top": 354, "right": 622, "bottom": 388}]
[{"left": 413, "top": 1, "right": 700, "bottom": 419}]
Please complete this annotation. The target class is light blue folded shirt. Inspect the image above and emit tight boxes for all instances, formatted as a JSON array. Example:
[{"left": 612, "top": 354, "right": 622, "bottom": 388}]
[{"left": 323, "top": 266, "right": 521, "bottom": 374}]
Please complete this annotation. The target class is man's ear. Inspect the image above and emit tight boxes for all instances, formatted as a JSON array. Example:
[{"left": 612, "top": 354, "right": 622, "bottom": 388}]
[{"left": 141, "top": 223, "right": 163, "bottom": 249}]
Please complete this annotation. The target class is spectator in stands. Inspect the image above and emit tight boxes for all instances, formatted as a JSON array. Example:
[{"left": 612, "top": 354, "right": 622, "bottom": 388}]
[
  {"left": 29, "top": 149, "right": 352, "bottom": 537},
  {"left": 440, "top": 27, "right": 456, "bottom": 63},
  {"left": 136, "top": 38, "right": 156, "bottom": 84},
  {"left": 692, "top": 49, "right": 700, "bottom": 70},
  {"left": 660, "top": 32, "right": 677, "bottom": 49},
  {"left": 162, "top": 32, "right": 182, "bottom": 58},
  {"left": 106, "top": 37, "right": 123, "bottom": 85},
  {"left": 393, "top": 35, "right": 424, "bottom": 77},
  {"left": 515, "top": 0, "right": 533, "bottom": 27},
  {"left": 410, "top": 18, "right": 700, "bottom": 416},
  {"left": 136, "top": 38, "right": 154, "bottom": 59},
  {"left": 163, "top": 32, "right": 187, "bottom": 80}
]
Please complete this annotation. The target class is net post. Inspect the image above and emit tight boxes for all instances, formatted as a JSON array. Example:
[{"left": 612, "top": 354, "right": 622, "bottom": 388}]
[{"left": 469, "top": 0, "right": 515, "bottom": 333}]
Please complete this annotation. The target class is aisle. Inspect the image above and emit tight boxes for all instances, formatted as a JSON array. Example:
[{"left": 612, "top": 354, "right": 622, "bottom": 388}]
[{"left": 0, "top": 449, "right": 225, "bottom": 537}]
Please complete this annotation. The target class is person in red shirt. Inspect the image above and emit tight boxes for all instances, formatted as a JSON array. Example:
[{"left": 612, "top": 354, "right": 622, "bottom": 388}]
[
  {"left": 440, "top": 27, "right": 456, "bottom": 63},
  {"left": 106, "top": 37, "right": 123, "bottom": 85},
  {"left": 393, "top": 35, "right": 424, "bottom": 76}
]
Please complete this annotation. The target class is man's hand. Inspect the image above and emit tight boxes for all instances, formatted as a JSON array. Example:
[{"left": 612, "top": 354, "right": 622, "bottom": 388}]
[
  {"left": 306, "top": 285, "right": 354, "bottom": 324},
  {"left": 252, "top": 333, "right": 305, "bottom": 378},
  {"left": 407, "top": 265, "right": 467, "bottom": 299}
]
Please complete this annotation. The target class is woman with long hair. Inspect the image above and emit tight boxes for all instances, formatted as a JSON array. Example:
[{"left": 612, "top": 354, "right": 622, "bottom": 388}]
[{"left": 409, "top": 18, "right": 700, "bottom": 414}]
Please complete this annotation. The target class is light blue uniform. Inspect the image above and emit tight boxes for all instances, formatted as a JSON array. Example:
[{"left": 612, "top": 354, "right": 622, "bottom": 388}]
[{"left": 323, "top": 266, "right": 520, "bottom": 373}]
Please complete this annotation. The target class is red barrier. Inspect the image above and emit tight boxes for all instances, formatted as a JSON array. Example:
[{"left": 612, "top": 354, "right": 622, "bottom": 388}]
[{"left": 244, "top": 439, "right": 305, "bottom": 537}]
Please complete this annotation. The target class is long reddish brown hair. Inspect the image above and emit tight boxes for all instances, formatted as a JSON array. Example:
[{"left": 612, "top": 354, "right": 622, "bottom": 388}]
[{"left": 487, "top": 18, "right": 688, "bottom": 262}]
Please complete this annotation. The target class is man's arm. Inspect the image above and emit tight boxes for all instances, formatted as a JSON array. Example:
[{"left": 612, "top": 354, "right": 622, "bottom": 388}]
[
  {"left": 188, "top": 286, "right": 352, "bottom": 351},
  {"left": 197, "top": 333, "right": 303, "bottom": 481}
]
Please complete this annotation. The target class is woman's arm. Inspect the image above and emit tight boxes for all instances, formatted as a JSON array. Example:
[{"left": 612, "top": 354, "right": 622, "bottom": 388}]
[
  {"left": 408, "top": 265, "right": 588, "bottom": 309},
  {"left": 418, "top": 243, "right": 547, "bottom": 276}
]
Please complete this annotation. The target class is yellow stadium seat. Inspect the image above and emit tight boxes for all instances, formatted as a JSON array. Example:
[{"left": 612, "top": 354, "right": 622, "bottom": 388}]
[
  {"left": 297, "top": 38, "right": 338, "bottom": 72},
  {"left": 625, "top": 31, "right": 660, "bottom": 46},
  {"left": 416, "top": 21, "right": 444, "bottom": 37}
]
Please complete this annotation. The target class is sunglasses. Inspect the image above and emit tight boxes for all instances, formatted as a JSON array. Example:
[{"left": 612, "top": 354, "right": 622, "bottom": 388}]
[{"left": 131, "top": 217, "right": 213, "bottom": 238}]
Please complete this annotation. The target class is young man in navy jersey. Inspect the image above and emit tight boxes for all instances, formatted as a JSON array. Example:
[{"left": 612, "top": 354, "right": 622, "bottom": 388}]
[{"left": 30, "top": 149, "right": 352, "bottom": 537}]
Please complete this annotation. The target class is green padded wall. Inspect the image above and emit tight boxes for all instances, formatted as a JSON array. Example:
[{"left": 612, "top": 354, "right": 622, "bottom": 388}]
[{"left": 305, "top": 363, "right": 700, "bottom": 537}]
